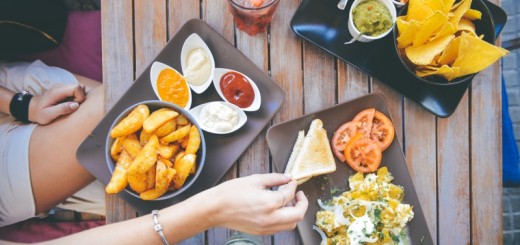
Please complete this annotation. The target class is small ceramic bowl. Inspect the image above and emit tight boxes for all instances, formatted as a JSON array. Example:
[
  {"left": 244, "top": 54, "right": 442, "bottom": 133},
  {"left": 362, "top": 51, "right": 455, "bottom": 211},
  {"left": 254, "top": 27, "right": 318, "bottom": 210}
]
[
  {"left": 212, "top": 68, "right": 261, "bottom": 112},
  {"left": 347, "top": 0, "right": 397, "bottom": 43},
  {"left": 150, "top": 61, "right": 192, "bottom": 110},
  {"left": 105, "top": 100, "right": 206, "bottom": 201},
  {"left": 180, "top": 33, "right": 216, "bottom": 94},
  {"left": 189, "top": 101, "right": 248, "bottom": 135},
  {"left": 391, "top": 0, "right": 405, "bottom": 8}
]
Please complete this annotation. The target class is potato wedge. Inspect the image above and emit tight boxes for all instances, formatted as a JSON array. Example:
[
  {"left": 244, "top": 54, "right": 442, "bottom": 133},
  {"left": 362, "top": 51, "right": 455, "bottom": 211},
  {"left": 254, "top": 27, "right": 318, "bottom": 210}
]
[
  {"left": 105, "top": 150, "right": 132, "bottom": 194},
  {"left": 143, "top": 108, "right": 179, "bottom": 133},
  {"left": 110, "top": 104, "right": 149, "bottom": 138},
  {"left": 173, "top": 153, "right": 196, "bottom": 189},
  {"left": 140, "top": 161, "right": 176, "bottom": 200},
  {"left": 155, "top": 119, "right": 177, "bottom": 138},
  {"left": 139, "top": 130, "right": 152, "bottom": 145},
  {"left": 160, "top": 124, "right": 191, "bottom": 144},
  {"left": 185, "top": 125, "right": 201, "bottom": 154},
  {"left": 128, "top": 135, "right": 159, "bottom": 175},
  {"left": 146, "top": 163, "right": 157, "bottom": 190},
  {"left": 176, "top": 115, "right": 189, "bottom": 126},
  {"left": 123, "top": 136, "right": 142, "bottom": 159},
  {"left": 110, "top": 136, "right": 124, "bottom": 161},
  {"left": 157, "top": 144, "right": 175, "bottom": 159},
  {"left": 127, "top": 172, "right": 148, "bottom": 193}
]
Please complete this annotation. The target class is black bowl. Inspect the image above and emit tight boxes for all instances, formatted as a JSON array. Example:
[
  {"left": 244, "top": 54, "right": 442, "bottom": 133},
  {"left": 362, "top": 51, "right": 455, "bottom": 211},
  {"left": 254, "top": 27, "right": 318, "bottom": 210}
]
[
  {"left": 105, "top": 100, "right": 206, "bottom": 201},
  {"left": 392, "top": 0, "right": 496, "bottom": 85}
]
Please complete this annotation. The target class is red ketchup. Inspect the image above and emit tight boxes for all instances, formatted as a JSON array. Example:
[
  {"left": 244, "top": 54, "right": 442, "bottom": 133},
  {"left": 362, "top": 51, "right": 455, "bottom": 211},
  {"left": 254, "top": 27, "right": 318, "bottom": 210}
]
[{"left": 219, "top": 71, "right": 255, "bottom": 108}]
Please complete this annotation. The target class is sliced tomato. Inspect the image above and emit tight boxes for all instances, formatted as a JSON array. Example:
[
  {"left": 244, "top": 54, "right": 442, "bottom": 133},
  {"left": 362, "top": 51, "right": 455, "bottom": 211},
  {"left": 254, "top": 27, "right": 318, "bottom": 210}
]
[
  {"left": 352, "top": 108, "right": 376, "bottom": 139},
  {"left": 331, "top": 121, "right": 358, "bottom": 162},
  {"left": 344, "top": 133, "right": 382, "bottom": 173},
  {"left": 370, "top": 111, "right": 395, "bottom": 151}
]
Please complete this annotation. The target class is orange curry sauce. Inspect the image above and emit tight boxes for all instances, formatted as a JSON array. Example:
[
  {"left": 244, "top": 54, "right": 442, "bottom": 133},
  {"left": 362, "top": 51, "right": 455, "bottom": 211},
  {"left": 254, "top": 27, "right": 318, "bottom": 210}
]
[{"left": 157, "top": 68, "right": 189, "bottom": 108}]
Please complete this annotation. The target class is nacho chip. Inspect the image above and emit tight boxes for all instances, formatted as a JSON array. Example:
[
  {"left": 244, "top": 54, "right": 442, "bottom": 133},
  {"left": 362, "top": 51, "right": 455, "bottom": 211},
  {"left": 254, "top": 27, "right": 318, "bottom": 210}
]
[
  {"left": 413, "top": 11, "right": 449, "bottom": 46},
  {"left": 438, "top": 36, "right": 461, "bottom": 65},
  {"left": 417, "top": 64, "right": 457, "bottom": 81},
  {"left": 407, "top": 0, "right": 434, "bottom": 22},
  {"left": 397, "top": 20, "right": 421, "bottom": 49},
  {"left": 442, "top": 0, "right": 456, "bottom": 12},
  {"left": 453, "top": 32, "right": 509, "bottom": 77},
  {"left": 449, "top": 0, "right": 471, "bottom": 27},
  {"left": 429, "top": 22, "right": 456, "bottom": 41},
  {"left": 424, "top": 0, "right": 446, "bottom": 13},
  {"left": 458, "top": 18, "right": 476, "bottom": 35},
  {"left": 396, "top": 16, "right": 409, "bottom": 34},
  {"left": 406, "top": 34, "right": 454, "bottom": 65},
  {"left": 463, "top": 9, "right": 482, "bottom": 20}
]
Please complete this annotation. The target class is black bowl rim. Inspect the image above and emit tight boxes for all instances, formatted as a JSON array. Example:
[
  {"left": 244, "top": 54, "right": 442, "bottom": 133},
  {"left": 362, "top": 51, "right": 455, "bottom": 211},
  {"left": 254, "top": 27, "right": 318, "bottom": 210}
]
[
  {"left": 105, "top": 100, "right": 206, "bottom": 201},
  {"left": 392, "top": 0, "right": 496, "bottom": 86}
]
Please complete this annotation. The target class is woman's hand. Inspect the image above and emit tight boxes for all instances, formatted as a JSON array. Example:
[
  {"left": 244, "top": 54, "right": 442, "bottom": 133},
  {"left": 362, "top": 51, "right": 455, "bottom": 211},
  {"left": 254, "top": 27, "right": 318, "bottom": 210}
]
[
  {"left": 28, "top": 83, "right": 86, "bottom": 125},
  {"left": 208, "top": 173, "right": 308, "bottom": 235}
]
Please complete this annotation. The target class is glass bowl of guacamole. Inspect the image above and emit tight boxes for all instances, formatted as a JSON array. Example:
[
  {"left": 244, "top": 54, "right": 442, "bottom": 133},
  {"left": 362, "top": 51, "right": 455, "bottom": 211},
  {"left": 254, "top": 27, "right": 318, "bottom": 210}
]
[{"left": 347, "top": 0, "right": 396, "bottom": 42}]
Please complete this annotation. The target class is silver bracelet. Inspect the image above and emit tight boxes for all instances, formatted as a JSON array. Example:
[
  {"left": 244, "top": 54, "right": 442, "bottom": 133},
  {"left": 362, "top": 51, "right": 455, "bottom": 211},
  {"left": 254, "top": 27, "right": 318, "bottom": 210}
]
[{"left": 152, "top": 210, "right": 170, "bottom": 245}]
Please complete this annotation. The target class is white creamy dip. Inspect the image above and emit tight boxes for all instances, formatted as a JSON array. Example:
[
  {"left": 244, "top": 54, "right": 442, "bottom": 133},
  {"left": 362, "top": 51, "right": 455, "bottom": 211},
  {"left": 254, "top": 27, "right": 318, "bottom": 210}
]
[
  {"left": 199, "top": 102, "right": 238, "bottom": 133},
  {"left": 184, "top": 48, "right": 211, "bottom": 86},
  {"left": 347, "top": 214, "right": 378, "bottom": 245}
]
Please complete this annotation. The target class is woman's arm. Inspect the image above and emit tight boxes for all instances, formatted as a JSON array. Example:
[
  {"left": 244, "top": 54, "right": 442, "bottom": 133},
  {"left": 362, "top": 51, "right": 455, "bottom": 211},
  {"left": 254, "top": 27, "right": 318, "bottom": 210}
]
[
  {"left": 0, "top": 86, "right": 15, "bottom": 115},
  {"left": 34, "top": 173, "right": 307, "bottom": 245}
]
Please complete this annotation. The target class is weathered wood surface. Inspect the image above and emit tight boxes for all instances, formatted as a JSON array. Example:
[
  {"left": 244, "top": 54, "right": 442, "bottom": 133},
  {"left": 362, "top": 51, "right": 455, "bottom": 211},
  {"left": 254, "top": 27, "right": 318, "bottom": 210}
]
[{"left": 102, "top": 0, "right": 503, "bottom": 244}]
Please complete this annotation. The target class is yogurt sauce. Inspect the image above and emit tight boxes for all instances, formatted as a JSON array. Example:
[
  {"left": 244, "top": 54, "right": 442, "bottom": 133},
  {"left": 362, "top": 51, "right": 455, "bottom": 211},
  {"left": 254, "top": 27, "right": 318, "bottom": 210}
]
[
  {"left": 184, "top": 48, "right": 211, "bottom": 86},
  {"left": 347, "top": 214, "right": 378, "bottom": 245},
  {"left": 199, "top": 102, "right": 238, "bottom": 133}
]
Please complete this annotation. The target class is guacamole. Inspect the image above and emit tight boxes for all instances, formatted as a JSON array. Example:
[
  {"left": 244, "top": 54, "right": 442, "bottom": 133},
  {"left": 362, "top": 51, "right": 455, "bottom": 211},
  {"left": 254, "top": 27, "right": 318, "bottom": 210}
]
[{"left": 352, "top": 0, "right": 393, "bottom": 36}]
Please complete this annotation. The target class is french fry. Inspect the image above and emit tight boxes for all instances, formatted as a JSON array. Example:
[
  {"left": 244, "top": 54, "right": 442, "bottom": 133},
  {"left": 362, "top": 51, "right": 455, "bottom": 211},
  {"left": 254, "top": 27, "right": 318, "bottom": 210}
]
[
  {"left": 155, "top": 119, "right": 177, "bottom": 138},
  {"left": 110, "top": 137, "right": 124, "bottom": 161},
  {"left": 110, "top": 104, "right": 149, "bottom": 138},
  {"left": 173, "top": 153, "right": 196, "bottom": 189},
  {"left": 146, "top": 163, "right": 157, "bottom": 190},
  {"left": 127, "top": 135, "right": 159, "bottom": 175},
  {"left": 181, "top": 135, "right": 189, "bottom": 149},
  {"left": 159, "top": 157, "right": 174, "bottom": 168},
  {"left": 140, "top": 161, "right": 176, "bottom": 200},
  {"left": 105, "top": 150, "right": 132, "bottom": 194},
  {"left": 185, "top": 125, "right": 201, "bottom": 154},
  {"left": 143, "top": 108, "right": 179, "bottom": 133},
  {"left": 176, "top": 115, "right": 189, "bottom": 126},
  {"left": 160, "top": 124, "right": 191, "bottom": 144},
  {"left": 127, "top": 172, "right": 148, "bottom": 193},
  {"left": 140, "top": 129, "right": 152, "bottom": 145},
  {"left": 123, "top": 136, "right": 142, "bottom": 159}
]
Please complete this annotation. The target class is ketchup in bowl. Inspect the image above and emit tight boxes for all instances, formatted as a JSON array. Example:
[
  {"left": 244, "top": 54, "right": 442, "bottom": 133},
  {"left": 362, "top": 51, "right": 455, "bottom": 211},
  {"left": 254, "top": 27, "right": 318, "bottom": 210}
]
[{"left": 219, "top": 71, "right": 255, "bottom": 108}]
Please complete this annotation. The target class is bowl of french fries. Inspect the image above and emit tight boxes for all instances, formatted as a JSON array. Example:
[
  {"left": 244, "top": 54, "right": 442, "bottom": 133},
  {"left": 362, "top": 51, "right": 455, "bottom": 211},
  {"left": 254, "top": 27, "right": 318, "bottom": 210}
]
[{"left": 105, "top": 100, "right": 206, "bottom": 201}]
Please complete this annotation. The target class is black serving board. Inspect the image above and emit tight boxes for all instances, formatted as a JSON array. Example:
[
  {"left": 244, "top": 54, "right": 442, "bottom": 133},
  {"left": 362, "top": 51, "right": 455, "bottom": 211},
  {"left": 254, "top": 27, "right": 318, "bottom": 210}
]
[
  {"left": 76, "top": 19, "right": 285, "bottom": 214},
  {"left": 290, "top": 0, "right": 506, "bottom": 117}
]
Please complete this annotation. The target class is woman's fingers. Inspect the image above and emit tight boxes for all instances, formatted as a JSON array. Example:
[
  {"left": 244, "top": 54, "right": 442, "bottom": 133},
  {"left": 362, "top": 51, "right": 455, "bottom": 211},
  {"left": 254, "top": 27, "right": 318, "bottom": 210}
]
[
  {"left": 253, "top": 173, "right": 292, "bottom": 188},
  {"left": 276, "top": 180, "right": 297, "bottom": 207}
]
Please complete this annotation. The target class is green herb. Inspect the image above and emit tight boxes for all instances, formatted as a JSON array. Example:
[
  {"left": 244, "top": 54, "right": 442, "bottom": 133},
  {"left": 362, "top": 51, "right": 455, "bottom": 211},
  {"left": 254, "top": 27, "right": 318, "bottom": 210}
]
[
  {"left": 378, "top": 232, "right": 385, "bottom": 240},
  {"left": 373, "top": 208, "right": 381, "bottom": 223},
  {"left": 420, "top": 236, "right": 425, "bottom": 244},
  {"left": 330, "top": 187, "right": 339, "bottom": 195},
  {"left": 389, "top": 233, "right": 400, "bottom": 243}
]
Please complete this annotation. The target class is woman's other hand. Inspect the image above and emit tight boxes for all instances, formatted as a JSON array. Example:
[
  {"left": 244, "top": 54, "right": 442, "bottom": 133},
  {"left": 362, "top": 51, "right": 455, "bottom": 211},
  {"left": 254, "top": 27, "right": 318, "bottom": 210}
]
[
  {"left": 28, "top": 83, "right": 86, "bottom": 125},
  {"left": 208, "top": 173, "right": 308, "bottom": 235}
]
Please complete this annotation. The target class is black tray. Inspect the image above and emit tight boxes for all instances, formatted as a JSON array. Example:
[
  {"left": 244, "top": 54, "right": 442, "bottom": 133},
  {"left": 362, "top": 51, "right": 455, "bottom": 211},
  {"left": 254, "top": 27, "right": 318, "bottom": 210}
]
[
  {"left": 76, "top": 19, "right": 285, "bottom": 214},
  {"left": 267, "top": 93, "right": 433, "bottom": 245},
  {"left": 290, "top": 0, "right": 506, "bottom": 117}
]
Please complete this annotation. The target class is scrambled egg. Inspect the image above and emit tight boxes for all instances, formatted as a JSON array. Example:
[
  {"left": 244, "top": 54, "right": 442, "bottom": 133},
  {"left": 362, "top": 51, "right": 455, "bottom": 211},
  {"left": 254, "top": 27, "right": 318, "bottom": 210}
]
[{"left": 315, "top": 167, "right": 414, "bottom": 245}]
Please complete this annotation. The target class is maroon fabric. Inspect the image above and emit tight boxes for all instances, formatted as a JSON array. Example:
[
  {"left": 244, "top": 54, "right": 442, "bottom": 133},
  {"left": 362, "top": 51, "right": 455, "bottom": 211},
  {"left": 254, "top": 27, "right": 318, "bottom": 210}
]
[
  {"left": 21, "top": 11, "right": 102, "bottom": 82},
  {"left": 0, "top": 218, "right": 105, "bottom": 243}
]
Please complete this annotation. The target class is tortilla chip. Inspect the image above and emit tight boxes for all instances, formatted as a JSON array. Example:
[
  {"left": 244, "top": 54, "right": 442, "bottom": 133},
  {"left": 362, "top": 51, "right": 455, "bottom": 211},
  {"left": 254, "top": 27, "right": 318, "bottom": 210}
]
[
  {"left": 442, "top": 0, "right": 456, "bottom": 12},
  {"left": 397, "top": 20, "right": 421, "bottom": 49},
  {"left": 452, "top": 32, "right": 509, "bottom": 77},
  {"left": 430, "top": 22, "right": 456, "bottom": 41},
  {"left": 416, "top": 64, "right": 457, "bottom": 81},
  {"left": 463, "top": 9, "right": 482, "bottom": 20},
  {"left": 458, "top": 18, "right": 476, "bottom": 34},
  {"left": 407, "top": 0, "right": 434, "bottom": 22},
  {"left": 425, "top": 0, "right": 446, "bottom": 13},
  {"left": 449, "top": 0, "right": 472, "bottom": 27},
  {"left": 406, "top": 34, "right": 455, "bottom": 65},
  {"left": 413, "top": 11, "right": 449, "bottom": 46},
  {"left": 396, "top": 16, "right": 410, "bottom": 34},
  {"left": 438, "top": 36, "right": 461, "bottom": 65}
]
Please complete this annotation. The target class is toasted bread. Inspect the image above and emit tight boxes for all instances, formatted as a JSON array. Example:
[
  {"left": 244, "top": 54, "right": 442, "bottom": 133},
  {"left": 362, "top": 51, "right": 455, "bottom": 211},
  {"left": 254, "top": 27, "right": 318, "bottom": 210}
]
[{"left": 284, "top": 119, "right": 336, "bottom": 184}]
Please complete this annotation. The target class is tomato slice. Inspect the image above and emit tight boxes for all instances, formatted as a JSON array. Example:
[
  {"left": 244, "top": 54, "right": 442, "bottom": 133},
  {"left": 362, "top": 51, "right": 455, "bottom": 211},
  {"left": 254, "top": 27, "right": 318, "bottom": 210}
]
[
  {"left": 370, "top": 111, "right": 395, "bottom": 151},
  {"left": 352, "top": 108, "right": 375, "bottom": 139},
  {"left": 344, "top": 133, "right": 382, "bottom": 173},
  {"left": 331, "top": 121, "right": 358, "bottom": 162}
]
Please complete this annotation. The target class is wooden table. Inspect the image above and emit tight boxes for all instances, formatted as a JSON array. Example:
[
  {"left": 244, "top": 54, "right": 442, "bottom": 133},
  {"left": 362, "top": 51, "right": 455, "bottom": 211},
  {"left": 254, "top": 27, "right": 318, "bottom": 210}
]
[{"left": 101, "top": 1, "right": 503, "bottom": 244}]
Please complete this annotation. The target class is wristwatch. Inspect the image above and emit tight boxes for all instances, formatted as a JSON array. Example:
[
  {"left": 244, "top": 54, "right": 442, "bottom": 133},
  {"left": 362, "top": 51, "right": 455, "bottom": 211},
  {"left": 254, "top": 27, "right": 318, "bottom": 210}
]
[{"left": 10, "top": 90, "right": 33, "bottom": 123}]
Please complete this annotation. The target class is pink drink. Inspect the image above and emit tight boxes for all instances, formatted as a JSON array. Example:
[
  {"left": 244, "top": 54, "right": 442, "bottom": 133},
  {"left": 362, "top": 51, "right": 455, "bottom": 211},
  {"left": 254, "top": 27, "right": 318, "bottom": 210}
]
[{"left": 227, "top": 0, "right": 280, "bottom": 36}]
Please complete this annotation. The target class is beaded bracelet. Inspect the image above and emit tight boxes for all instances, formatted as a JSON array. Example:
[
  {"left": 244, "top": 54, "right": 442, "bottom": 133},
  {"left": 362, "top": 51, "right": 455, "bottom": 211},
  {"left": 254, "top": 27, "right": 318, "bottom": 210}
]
[{"left": 152, "top": 210, "right": 170, "bottom": 245}]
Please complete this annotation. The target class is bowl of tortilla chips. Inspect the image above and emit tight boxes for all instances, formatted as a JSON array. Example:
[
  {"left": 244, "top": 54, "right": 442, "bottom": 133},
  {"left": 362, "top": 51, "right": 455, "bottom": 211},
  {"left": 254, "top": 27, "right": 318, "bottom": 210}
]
[{"left": 393, "top": 0, "right": 508, "bottom": 84}]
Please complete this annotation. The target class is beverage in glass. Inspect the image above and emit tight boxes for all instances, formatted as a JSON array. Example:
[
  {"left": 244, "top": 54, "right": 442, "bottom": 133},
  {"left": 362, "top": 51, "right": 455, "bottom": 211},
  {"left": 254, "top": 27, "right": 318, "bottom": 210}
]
[{"left": 226, "top": 0, "right": 280, "bottom": 36}]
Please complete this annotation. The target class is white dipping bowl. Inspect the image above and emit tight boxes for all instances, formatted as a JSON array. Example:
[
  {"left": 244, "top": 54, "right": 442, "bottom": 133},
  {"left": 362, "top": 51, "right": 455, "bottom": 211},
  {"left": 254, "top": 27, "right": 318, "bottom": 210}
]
[
  {"left": 212, "top": 68, "right": 261, "bottom": 112},
  {"left": 189, "top": 101, "right": 248, "bottom": 135},
  {"left": 347, "top": 0, "right": 397, "bottom": 43},
  {"left": 180, "top": 33, "right": 215, "bottom": 94},
  {"left": 150, "top": 61, "right": 192, "bottom": 110}
]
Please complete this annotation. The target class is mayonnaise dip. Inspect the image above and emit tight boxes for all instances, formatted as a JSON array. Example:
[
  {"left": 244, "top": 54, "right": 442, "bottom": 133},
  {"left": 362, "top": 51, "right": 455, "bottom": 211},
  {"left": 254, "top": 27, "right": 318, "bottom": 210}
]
[
  {"left": 184, "top": 48, "right": 211, "bottom": 86},
  {"left": 199, "top": 102, "right": 238, "bottom": 133}
]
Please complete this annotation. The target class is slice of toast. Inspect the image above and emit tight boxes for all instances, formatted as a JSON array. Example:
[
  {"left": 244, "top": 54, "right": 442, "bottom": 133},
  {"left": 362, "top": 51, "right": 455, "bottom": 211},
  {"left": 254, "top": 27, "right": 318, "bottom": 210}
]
[{"left": 284, "top": 119, "right": 336, "bottom": 184}]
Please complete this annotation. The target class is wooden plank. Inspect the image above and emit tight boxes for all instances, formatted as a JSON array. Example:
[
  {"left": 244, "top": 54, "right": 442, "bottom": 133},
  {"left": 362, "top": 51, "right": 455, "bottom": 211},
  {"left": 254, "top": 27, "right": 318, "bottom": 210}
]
[
  {"left": 270, "top": 0, "right": 304, "bottom": 244},
  {"left": 101, "top": 0, "right": 137, "bottom": 224},
  {"left": 403, "top": 100, "right": 437, "bottom": 243},
  {"left": 134, "top": 0, "right": 167, "bottom": 75},
  {"left": 337, "top": 62, "right": 369, "bottom": 103},
  {"left": 302, "top": 42, "right": 336, "bottom": 113},
  {"left": 235, "top": 24, "right": 272, "bottom": 245},
  {"left": 470, "top": 60, "right": 502, "bottom": 244},
  {"left": 201, "top": 0, "right": 236, "bottom": 243},
  {"left": 437, "top": 92, "right": 470, "bottom": 245},
  {"left": 168, "top": 0, "right": 200, "bottom": 38}
]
